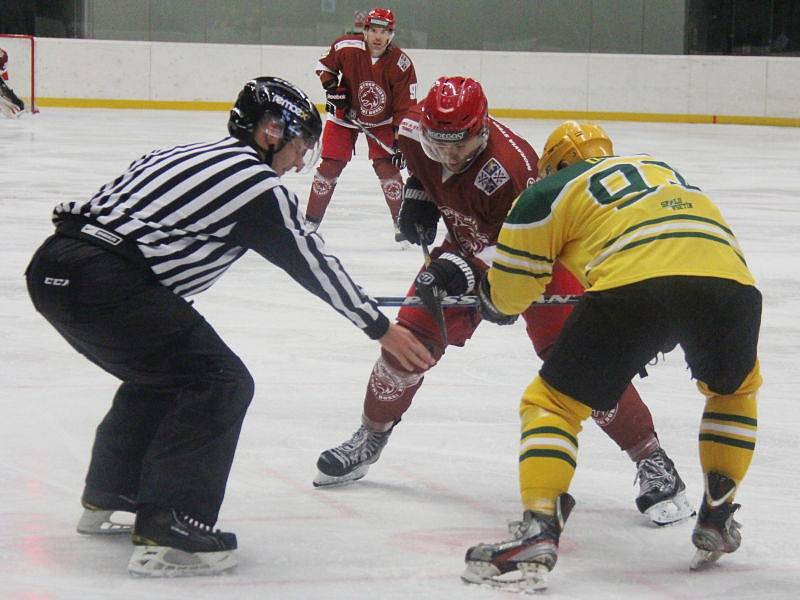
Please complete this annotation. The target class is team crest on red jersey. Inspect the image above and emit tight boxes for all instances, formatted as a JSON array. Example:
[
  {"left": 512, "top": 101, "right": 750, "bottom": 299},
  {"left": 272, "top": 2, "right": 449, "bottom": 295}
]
[
  {"left": 474, "top": 158, "right": 510, "bottom": 195},
  {"left": 439, "top": 207, "right": 492, "bottom": 255},
  {"left": 357, "top": 81, "right": 387, "bottom": 117}
]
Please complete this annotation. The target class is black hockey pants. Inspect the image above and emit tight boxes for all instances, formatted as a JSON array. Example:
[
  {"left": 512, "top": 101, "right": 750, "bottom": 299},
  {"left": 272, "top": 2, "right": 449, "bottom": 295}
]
[{"left": 25, "top": 234, "right": 254, "bottom": 525}]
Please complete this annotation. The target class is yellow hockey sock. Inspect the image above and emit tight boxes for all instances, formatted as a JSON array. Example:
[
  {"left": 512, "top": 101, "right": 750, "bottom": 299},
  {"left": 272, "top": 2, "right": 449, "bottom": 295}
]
[
  {"left": 518, "top": 377, "right": 590, "bottom": 513},
  {"left": 697, "top": 363, "right": 760, "bottom": 489},
  {"left": 699, "top": 393, "right": 757, "bottom": 488}
]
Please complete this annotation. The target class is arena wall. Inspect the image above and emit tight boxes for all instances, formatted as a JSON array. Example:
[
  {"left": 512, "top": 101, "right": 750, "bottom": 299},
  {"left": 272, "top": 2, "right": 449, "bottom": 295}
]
[{"left": 31, "top": 37, "right": 800, "bottom": 125}]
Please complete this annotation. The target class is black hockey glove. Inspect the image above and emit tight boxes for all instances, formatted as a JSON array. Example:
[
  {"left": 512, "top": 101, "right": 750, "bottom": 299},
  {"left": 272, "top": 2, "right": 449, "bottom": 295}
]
[
  {"left": 325, "top": 86, "right": 348, "bottom": 119},
  {"left": 391, "top": 141, "right": 406, "bottom": 170},
  {"left": 415, "top": 253, "right": 477, "bottom": 307},
  {"left": 398, "top": 175, "right": 439, "bottom": 246},
  {"left": 415, "top": 253, "right": 478, "bottom": 346},
  {"left": 477, "top": 273, "right": 518, "bottom": 326}
]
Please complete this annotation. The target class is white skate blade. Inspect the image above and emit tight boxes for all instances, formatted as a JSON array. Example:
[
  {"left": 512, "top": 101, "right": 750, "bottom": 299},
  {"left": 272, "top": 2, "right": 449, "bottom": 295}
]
[
  {"left": 76, "top": 509, "right": 134, "bottom": 534},
  {"left": 128, "top": 545, "right": 237, "bottom": 577},
  {"left": 645, "top": 492, "right": 696, "bottom": 526},
  {"left": 313, "top": 464, "right": 370, "bottom": 487},
  {"left": 462, "top": 561, "right": 549, "bottom": 593},
  {"left": 690, "top": 548, "right": 723, "bottom": 570}
]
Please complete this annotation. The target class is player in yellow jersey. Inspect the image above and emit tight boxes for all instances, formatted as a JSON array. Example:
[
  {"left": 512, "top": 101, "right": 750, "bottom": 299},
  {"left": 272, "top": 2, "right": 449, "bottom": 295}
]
[{"left": 462, "top": 121, "right": 762, "bottom": 592}]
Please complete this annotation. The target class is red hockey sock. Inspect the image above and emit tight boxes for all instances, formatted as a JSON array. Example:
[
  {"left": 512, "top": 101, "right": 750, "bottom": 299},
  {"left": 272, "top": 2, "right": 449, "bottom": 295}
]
[
  {"left": 592, "top": 384, "right": 659, "bottom": 461},
  {"left": 363, "top": 337, "right": 443, "bottom": 426}
]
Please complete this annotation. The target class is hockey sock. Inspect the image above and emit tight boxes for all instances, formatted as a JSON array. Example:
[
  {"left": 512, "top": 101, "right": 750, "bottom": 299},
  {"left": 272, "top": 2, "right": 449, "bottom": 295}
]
[
  {"left": 697, "top": 363, "right": 760, "bottom": 491},
  {"left": 379, "top": 175, "right": 403, "bottom": 221},
  {"left": 362, "top": 339, "right": 442, "bottom": 425},
  {"left": 305, "top": 159, "right": 345, "bottom": 222},
  {"left": 591, "top": 383, "right": 658, "bottom": 461},
  {"left": 373, "top": 159, "right": 403, "bottom": 220},
  {"left": 518, "top": 377, "right": 591, "bottom": 513},
  {"left": 698, "top": 393, "right": 757, "bottom": 491}
]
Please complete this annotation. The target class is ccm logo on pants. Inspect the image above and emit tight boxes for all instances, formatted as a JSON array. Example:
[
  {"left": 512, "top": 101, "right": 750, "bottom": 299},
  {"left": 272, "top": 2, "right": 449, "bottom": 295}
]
[{"left": 44, "top": 277, "right": 70, "bottom": 286}]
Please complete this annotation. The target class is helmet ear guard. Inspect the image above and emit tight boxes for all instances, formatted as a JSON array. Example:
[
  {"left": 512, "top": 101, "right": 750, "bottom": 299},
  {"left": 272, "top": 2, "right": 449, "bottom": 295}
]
[{"left": 539, "top": 120, "right": 613, "bottom": 178}]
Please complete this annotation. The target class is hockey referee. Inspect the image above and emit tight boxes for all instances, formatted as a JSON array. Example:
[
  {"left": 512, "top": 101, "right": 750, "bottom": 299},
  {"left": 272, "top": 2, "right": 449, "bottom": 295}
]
[{"left": 25, "top": 76, "right": 433, "bottom": 577}]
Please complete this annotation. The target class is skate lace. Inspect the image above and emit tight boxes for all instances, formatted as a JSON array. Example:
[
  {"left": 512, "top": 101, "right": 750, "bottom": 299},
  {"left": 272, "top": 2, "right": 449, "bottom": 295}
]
[
  {"left": 329, "top": 425, "right": 385, "bottom": 468},
  {"left": 505, "top": 514, "right": 553, "bottom": 543},
  {"left": 635, "top": 450, "right": 676, "bottom": 494},
  {"left": 179, "top": 512, "right": 218, "bottom": 534}
]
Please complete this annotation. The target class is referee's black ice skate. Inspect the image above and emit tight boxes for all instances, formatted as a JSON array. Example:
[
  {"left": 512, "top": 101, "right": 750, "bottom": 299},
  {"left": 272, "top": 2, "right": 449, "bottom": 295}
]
[
  {"left": 462, "top": 493, "right": 575, "bottom": 593},
  {"left": 128, "top": 505, "right": 238, "bottom": 577},
  {"left": 690, "top": 472, "right": 742, "bottom": 570},
  {"left": 313, "top": 422, "right": 395, "bottom": 487},
  {"left": 76, "top": 487, "right": 137, "bottom": 534},
  {"left": 635, "top": 447, "right": 695, "bottom": 526}
]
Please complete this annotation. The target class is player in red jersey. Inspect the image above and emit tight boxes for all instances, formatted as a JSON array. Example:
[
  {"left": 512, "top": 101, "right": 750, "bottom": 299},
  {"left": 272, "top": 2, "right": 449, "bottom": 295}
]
[
  {"left": 313, "top": 77, "right": 695, "bottom": 526},
  {"left": 305, "top": 7, "right": 417, "bottom": 242}
]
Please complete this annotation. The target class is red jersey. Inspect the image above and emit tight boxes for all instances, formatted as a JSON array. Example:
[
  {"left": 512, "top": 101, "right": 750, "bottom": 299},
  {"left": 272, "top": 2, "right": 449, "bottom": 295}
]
[
  {"left": 397, "top": 105, "right": 538, "bottom": 266},
  {"left": 316, "top": 35, "right": 417, "bottom": 129}
]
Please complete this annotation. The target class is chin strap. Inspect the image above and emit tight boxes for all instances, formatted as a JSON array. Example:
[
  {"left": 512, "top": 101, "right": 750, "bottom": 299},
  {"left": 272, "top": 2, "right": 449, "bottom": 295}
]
[{"left": 251, "top": 139, "right": 286, "bottom": 166}]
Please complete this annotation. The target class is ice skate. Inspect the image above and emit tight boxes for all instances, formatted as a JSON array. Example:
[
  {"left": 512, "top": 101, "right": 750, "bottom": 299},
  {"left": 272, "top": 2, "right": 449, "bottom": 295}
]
[
  {"left": 635, "top": 448, "right": 695, "bottom": 526},
  {"left": 690, "top": 472, "right": 741, "bottom": 570},
  {"left": 128, "top": 505, "right": 237, "bottom": 577},
  {"left": 393, "top": 220, "right": 410, "bottom": 249},
  {"left": 76, "top": 488, "right": 137, "bottom": 534},
  {"left": 462, "top": 494, "right": 574, "bottom": 593},
  {"left": 314, "top": 423, "right": 393, "bottom": 487}
]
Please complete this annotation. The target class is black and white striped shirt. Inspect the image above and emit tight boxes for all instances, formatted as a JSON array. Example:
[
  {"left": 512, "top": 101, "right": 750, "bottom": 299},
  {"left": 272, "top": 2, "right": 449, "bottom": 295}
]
[{"left": 53, "top": 137, "right": 389, "bottom": 339}]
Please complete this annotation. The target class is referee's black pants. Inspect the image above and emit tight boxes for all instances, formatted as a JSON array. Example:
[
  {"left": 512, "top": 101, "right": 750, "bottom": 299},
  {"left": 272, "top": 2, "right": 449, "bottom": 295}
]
[{"left": 25, "top": 234, "right": 254, "bottom": 525}]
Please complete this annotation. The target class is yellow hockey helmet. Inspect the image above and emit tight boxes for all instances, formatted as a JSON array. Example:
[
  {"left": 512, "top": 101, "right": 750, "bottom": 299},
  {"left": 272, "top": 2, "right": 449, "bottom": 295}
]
[{"left": 538, "top": 121, "right": 613, "bottom": 178}]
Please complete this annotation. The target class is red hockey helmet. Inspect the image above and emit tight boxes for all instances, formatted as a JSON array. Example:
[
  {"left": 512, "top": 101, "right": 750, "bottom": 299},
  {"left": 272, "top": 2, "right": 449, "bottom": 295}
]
[
  {"left": 364, "top": 8, "right": 395, "bottom": 31},
  {"left": 419, "top": 76, "right": 490, "bottom": 173}
]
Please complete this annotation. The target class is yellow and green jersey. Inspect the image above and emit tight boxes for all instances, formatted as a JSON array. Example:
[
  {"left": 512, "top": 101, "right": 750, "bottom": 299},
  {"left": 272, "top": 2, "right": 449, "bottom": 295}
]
[{"left": 489, "top": 154, "right": 756, "bottom": 315}]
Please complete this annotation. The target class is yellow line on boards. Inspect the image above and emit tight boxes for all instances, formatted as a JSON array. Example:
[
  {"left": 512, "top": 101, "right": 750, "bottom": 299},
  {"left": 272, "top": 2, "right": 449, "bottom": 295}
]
[
  {"left": 35, "top": 98, "right": 800, "bottom": 127},
  {"left": 490, "top": 108, "right": 800, "bottom": 128},
  {"left": 37, "top": 97, "right": 230, "bottom": 111}
]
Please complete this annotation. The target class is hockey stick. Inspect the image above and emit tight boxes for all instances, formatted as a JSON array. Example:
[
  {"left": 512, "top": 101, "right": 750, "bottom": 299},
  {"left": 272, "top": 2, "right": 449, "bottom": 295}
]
[
  {"left": 345, "top": 111, "right": 397, "bottom": 155},
  {"left": 416, "top": 224, "right": 433, "bottom": 267},
  {"left": 375, "top": 294, "right": 582, "bottom": 308},
  {"left": 414, "top": 224, "right": 448, "bottom": 345}
]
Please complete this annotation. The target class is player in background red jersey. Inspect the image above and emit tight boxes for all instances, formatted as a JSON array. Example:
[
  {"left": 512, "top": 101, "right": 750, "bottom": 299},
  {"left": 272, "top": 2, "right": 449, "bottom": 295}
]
[{"left": 305, "top": 8, "right": 417, "bottom": 243}]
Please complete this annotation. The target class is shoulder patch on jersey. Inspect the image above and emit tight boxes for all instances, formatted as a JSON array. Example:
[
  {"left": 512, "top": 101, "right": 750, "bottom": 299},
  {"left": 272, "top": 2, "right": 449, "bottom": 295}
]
[
  {"left": 398, "top": 116, "right": 420, "bottom": 141},
  {"left": 397, "top": 53, "right": 411, "bottom": 72},
  {"left": 474, "top": 158, "right": 510, "bottom": 196},
  {"left": 334, "top": 39, "right": 366, "bottom": 52}
]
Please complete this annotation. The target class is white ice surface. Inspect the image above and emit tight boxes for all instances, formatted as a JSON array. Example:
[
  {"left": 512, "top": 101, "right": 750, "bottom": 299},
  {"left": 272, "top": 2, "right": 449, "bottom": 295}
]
[{"left": 2, "top": 109, "right": 799, "bottom": 599}]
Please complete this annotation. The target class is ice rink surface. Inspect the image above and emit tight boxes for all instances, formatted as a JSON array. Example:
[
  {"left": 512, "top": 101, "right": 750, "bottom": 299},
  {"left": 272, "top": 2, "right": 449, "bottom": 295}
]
[{"left": 2, "top": 108, "right": 799, "bottom": 599}]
